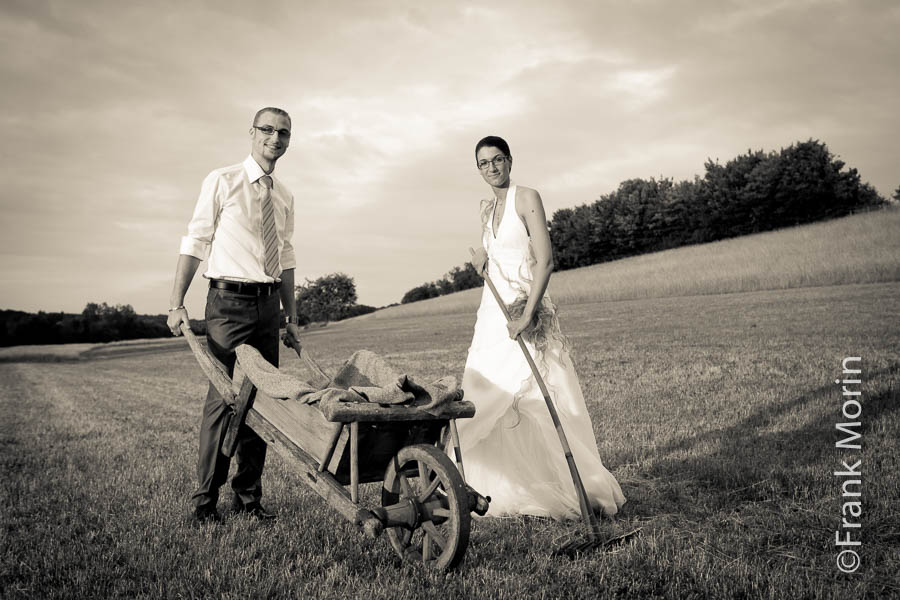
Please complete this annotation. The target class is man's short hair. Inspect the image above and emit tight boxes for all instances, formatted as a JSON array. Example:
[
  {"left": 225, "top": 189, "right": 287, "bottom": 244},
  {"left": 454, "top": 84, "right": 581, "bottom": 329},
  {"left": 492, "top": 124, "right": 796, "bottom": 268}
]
[
  {"left": 253, "top": 107, "right": 291, "bottom": 126},
  {"left": 475, "top": 135, "right": 511, "bottom": 159}
]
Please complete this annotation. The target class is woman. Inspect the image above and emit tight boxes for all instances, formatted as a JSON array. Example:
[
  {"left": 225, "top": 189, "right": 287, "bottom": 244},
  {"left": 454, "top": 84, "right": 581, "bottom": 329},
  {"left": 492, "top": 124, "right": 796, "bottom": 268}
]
[{"left": 457, "top": 136, "right": 625, "bottom": 519}]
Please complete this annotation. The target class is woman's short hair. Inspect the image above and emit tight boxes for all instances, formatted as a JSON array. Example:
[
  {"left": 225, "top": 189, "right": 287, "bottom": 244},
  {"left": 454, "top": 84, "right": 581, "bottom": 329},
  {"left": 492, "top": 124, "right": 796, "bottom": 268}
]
[{"left": 475, "top": 135, "right": 511, "bottom": 159}]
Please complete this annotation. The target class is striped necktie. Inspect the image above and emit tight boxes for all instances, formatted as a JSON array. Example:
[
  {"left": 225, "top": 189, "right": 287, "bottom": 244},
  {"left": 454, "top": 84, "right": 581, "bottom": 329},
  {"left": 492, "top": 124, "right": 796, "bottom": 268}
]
[{"left": 259, "top": 175, "right": 280, "bottom": 278}]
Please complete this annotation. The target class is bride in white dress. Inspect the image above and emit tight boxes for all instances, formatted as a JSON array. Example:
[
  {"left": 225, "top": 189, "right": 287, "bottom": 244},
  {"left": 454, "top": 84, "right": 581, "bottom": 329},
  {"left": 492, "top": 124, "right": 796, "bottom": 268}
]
[{"left": 457, "top": 136, "right": 626, "bottom": 520}]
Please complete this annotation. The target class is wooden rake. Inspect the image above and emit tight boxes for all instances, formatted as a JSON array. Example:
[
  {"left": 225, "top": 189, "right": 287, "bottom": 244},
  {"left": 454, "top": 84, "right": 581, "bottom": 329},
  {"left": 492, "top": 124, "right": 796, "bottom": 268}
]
[{"left": 470, "top": 249, "right": 639, "bottom": 556}]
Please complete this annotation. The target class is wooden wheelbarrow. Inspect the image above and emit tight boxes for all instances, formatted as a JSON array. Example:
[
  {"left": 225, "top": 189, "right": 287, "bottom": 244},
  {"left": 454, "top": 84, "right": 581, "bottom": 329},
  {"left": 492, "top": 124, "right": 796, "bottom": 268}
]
[{"left": 180, "top": 324, "right": 489, "bottom": 570}]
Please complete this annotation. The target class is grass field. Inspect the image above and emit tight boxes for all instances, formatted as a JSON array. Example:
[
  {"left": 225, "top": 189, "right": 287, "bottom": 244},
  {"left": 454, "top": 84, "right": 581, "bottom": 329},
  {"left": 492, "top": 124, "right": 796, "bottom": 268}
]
[
  {"left": 2, "top": 281, "right": 898, "bottom": 599},
  {"left": 0, "top": 338, "right": 191, "bottom": 364},
  {"left": 364, "top": 206, "right": 900, "bottom": 320}
]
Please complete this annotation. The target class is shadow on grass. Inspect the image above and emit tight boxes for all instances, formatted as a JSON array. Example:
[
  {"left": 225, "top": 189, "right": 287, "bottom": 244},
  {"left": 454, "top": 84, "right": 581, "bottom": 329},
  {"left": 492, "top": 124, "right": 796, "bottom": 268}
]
[{"left": 625, "top": 364, "right": 899, "bottom": 520}]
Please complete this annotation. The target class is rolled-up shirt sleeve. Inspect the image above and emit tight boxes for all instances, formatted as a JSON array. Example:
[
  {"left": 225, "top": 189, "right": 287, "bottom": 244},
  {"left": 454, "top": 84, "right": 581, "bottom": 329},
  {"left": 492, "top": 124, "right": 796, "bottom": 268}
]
[
  {"left": 280, "top": 192, "right": 296, "bottom": 270},
  {"left": 179, "top": 171, "right": 220, "bottom": 260}
]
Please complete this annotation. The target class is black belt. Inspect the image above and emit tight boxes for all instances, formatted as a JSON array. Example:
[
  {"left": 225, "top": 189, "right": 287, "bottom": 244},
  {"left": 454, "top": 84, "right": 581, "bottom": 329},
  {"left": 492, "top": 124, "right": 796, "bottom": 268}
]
[{"left": 210, "top": 279, "right": 281, "bottom": 296}]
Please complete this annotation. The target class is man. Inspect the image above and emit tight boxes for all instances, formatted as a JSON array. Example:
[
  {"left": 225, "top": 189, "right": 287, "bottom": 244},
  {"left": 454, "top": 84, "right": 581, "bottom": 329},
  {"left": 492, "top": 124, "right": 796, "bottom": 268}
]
[{"left": 167, "top": 107, "right": 302, "bottom": 524}]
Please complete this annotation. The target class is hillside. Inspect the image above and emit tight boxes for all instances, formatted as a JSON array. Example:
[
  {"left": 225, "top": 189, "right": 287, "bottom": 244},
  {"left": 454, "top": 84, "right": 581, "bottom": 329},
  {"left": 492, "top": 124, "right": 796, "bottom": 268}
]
[{"left": 360, "top": 206, "right": 900, "bottom": 321}]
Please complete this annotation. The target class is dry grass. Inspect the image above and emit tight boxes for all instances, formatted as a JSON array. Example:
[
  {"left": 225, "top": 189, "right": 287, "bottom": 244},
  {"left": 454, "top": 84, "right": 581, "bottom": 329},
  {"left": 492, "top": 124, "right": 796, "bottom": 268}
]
[
  {"left": 0, "top": 337, "right": 188, "bottom": 363},
  {"left": 2, "top": 282, "right": 898, "bottom": 598},
  {"left": 0, "top": 342, "right": 97, "bottom": 362},
  {"left": 361, "top": 207, "right": 900, "bottom": 320}
]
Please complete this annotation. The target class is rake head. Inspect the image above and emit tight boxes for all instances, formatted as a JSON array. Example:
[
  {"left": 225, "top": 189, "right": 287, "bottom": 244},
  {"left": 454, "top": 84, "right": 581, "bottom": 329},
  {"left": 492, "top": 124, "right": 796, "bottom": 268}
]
[{"left": 552, "top": 527, "right": 642, "bottom": 559}]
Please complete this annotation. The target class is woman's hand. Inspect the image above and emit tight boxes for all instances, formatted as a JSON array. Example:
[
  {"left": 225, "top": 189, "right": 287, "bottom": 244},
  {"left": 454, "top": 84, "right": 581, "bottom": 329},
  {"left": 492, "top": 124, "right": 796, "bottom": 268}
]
[
  {"left": 507, "top": 315, "right": 531, "bottom": 340},
  {"left": 470, "top": 247, "right": 488, "bottom": 276}
]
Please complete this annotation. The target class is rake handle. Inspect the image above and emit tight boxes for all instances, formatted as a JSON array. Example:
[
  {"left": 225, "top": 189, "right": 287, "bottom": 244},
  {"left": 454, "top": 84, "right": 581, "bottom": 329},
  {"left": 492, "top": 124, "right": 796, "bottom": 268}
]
[{"left": 471, "top": 248, "right": 601, "bottom": 536}]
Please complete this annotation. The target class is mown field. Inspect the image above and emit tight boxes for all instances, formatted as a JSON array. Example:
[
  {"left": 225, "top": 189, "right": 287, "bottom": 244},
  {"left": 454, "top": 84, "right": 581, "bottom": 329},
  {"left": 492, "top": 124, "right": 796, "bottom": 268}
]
[
  {"left": 366, "top": 206, "right": 900, "bottom": 320},
  {"left": 2, "top": 280, "right": 898, "bottom": 599}
]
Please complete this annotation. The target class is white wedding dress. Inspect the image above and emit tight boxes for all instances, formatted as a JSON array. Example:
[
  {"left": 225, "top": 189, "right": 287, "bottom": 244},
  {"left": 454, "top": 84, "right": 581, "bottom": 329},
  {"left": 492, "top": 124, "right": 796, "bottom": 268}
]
[{"left": 457, "top": 184, "right": 626, "bottom": 519}]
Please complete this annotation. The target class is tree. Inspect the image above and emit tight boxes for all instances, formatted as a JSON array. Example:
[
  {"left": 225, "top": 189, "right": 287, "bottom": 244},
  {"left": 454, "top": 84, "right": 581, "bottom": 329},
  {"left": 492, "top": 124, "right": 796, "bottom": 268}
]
[
  {"left": 892, "top": 185, "right": 900, "bottom": 204},
  {"left": 649, "top": 177, "right": 698, "bottom": 249},
  {"left": 401, "top": 282, "right": 440, "bottom": 304},
  {"left": 548, "top": 207, "right": 579, "bottom": 270},
  {"left": 436, "top": 276, "right": 456, "bottom": 296},
  {"left": 549, "top": 205, "right": 598, "bottom": 269},
  {"left": 447, "top": 263, "right": 482, "bottom": 292},
  {"left": 295, "top": 273, "right": 358, "bottom": 323},
  {"left": 82, "top": 302, "right": 102, "bottom": 321}
]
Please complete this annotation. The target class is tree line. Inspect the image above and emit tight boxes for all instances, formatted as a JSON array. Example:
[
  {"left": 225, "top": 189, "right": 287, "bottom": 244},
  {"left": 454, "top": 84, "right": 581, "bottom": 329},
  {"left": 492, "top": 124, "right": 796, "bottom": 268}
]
[
  {"left": 1, "top": 273, "right": 378, "bottom": 347},
  {"left": 0, "top": 303, "right": 196, "bottom": 347},
  {"left": 400, "top": 139, "right": 888, "bottom": 301},
  {"left": 549, "top": 139, "right": 886, "bottom": 270},
  {"left": 1, "top": 273, "right": 377, "bottom": 346},
  {"left": 400, "top": 263, "right": 483, "bottom": 304}
]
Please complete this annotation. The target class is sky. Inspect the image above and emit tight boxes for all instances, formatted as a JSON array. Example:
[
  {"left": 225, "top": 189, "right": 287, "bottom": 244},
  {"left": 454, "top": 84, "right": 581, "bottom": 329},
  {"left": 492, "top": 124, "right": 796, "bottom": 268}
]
[{"left": 1, "top": 0, "right": 898, "bottom": 317}]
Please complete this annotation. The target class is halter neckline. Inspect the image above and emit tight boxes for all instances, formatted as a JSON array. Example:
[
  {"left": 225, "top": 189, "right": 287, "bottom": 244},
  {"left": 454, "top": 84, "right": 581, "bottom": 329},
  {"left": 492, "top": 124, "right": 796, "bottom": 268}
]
[{"left": 491, "top": 184, "right": 516, "bottom": 239}]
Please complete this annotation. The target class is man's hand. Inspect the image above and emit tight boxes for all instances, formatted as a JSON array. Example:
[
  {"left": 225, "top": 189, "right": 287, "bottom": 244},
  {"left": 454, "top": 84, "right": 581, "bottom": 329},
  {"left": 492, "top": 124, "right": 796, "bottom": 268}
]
[
  {"left": 470, "top": 247, "right": 488, "bottom": 276},
  {"left": 281, "top": 323, "right": 302, "bottom": 351},
  {"left": 168, "top": 307, "right": 190, "bottom": 336}
]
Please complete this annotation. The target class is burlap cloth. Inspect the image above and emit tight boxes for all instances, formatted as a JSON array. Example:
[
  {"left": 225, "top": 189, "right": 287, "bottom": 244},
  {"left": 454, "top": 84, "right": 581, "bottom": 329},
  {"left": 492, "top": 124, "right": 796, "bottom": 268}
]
[{"left": 234, "top": 346, "right": 461, "bottom": 412}]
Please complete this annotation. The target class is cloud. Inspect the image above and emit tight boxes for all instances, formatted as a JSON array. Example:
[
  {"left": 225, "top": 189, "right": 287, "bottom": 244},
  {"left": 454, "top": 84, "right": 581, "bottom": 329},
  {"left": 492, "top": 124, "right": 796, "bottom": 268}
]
[
  {"left": 0, "top": 0, "right": 897, "bottom": 313},
  {"left": 607, "top": 66, "right": 678, "bottom": 110},
  {"left": 692, "top": 0, "right": 830, "bottom": 33}
]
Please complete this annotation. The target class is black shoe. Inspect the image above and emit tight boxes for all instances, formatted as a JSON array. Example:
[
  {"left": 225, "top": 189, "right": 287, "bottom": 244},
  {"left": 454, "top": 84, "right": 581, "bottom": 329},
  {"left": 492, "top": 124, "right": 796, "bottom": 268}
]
[
  {"left": 193, "top": 503, "right": 220, "bottom": 524},
  {"left": 232, "top": 495, "right": 276, "bottom": 521}
]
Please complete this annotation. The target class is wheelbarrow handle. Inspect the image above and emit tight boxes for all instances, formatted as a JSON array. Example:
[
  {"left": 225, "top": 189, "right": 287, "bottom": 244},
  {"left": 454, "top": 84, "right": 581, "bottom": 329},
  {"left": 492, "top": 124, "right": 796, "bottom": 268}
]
[
  {"left": 179, "top": 321, "right": 199, "bottom": 349},
  {"left": 179, "top": 322, "right": 235, "bottom": 405},
  {"left": 283, "top": 329, "right": 331, "bottom": 383}
]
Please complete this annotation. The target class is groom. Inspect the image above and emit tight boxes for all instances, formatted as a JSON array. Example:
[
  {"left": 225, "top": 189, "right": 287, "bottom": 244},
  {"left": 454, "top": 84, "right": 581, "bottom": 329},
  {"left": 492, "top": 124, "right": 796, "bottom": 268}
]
[{"left": 167, "top": 107, "right": 302, "bottom": 524}]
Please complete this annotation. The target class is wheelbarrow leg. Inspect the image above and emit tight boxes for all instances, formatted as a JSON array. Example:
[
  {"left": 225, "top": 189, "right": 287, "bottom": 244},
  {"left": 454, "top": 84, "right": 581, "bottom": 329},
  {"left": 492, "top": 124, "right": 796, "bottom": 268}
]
[
  {"left": 444, "top": 419, "right": 490, "bottom": 516},
  {"left": 318, "top": 423, "right": 345, "bottom": 473},
  {"left": 223, "top": 378, "right": 256, "bottom": 458},
  {"left": 448, "top": 419, "right": 466, "bottom": 482},
  {"left": 350, "top": 422, "right": 360, "bottom": 504}
]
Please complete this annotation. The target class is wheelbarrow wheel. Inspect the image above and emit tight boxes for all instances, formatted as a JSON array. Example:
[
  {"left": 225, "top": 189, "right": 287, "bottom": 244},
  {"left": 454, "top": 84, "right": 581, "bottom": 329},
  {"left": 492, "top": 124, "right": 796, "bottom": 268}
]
[{"left": 381, "top": 444, "right": 471, "bottom": 570}]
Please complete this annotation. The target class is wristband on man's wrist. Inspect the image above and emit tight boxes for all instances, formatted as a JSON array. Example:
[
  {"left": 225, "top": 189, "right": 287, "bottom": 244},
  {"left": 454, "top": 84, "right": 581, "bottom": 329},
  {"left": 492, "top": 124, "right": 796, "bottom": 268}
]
[{"left": 168, "top": 305, "right": 185, "bottom": 312}]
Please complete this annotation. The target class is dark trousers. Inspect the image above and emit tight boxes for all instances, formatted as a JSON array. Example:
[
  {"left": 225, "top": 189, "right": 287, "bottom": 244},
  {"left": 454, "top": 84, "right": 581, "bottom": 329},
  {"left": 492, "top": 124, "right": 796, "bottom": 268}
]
[{"left": 191, "top": 286, "right": 281, "bottom": 508}]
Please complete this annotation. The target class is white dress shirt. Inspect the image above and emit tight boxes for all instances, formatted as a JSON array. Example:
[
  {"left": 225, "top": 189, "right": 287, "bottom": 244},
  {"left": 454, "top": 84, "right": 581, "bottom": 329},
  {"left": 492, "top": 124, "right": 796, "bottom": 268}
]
[{"left": 180, "top": 156, "right": 296, "bottom": 283}]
